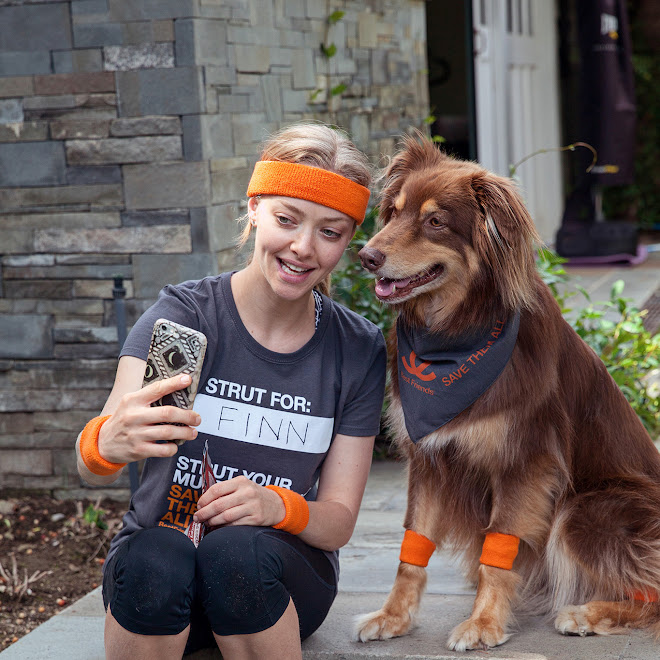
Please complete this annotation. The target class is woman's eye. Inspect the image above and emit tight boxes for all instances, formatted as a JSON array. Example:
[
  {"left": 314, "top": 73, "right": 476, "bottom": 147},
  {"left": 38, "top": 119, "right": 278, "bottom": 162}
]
[
  {"left": 276, "top": 215, "right": 293, "bottom": 225},
  {"left": 322, "top": 228, "right": 341, "bottom": 239}
]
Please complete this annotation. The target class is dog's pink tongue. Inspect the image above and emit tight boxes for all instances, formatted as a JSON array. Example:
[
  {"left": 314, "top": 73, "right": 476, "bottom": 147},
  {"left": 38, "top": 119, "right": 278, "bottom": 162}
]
[
  {"left": 375, "top": 278, "right": 395, "bottom": 297},
  {"left": 375, "top": 277, "right": 411, "bottom": 297}
]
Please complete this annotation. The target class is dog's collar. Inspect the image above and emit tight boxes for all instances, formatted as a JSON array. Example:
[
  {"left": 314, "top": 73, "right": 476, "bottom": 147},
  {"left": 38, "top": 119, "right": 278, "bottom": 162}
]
[{"left": 396, "top": 311, "right": 520, "bottom": 443}]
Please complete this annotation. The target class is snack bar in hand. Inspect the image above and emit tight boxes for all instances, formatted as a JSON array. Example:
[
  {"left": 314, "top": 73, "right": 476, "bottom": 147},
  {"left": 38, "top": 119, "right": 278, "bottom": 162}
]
[{"left": 185, "top": 439, "right": 217, "bottom": 547}]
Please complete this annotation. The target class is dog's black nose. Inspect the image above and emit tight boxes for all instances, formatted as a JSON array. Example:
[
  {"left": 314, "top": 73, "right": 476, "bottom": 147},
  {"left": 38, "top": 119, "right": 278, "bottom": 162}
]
[{"left": 358, "top": 246, "right": 386, "bottom": 272}]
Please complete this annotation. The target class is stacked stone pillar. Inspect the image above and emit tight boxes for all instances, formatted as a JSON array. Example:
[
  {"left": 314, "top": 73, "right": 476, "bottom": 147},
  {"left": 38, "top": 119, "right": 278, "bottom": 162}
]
[{"left": 0, "top": 0, "right": 429, "bottom": 496}]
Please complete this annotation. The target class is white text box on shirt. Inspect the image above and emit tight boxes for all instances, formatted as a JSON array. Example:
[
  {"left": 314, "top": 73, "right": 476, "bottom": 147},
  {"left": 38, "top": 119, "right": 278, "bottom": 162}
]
[{"left": 193, "top": 393, "right": 333, "bottom": 454}]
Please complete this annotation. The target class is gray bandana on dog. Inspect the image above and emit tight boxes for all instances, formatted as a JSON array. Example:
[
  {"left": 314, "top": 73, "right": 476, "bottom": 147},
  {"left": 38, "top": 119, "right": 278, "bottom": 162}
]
[{"left": 396, "top": 311, "right": 520, "bottom": 443}]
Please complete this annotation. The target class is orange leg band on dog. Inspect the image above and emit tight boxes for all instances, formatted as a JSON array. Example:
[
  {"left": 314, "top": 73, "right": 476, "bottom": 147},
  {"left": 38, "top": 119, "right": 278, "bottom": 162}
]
[
  {"left": 79, "top": 415, "right": 127, "bottom": 476},
  {"left": 629, "top": 589, "right": 659, "bottom": 603},
  {"left": 265, "top": 485, "right": 310, "bottom": 535},
  {"left": 399, "top": 529, "right": 436, "bottom": 567},
  {"left": 479, "top": 532, "right": 520, "bottom": 570}
]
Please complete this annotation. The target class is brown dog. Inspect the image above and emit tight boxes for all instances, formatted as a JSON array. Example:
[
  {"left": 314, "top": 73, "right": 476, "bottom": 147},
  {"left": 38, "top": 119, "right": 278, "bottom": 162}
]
[{"left": 354, "top": 135, "right": 660, "bottom": 651}]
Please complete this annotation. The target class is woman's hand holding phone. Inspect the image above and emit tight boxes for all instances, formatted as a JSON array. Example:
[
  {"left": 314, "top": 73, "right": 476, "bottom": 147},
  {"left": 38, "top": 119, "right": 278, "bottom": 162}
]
[{"left": 97, "top": 374, "right": 202, "bottom": 464}]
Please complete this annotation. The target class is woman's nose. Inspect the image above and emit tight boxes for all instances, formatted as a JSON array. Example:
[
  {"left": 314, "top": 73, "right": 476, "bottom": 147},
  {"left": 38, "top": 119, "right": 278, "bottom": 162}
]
[{"left": 291, "top": 229, "right": 314, "bottom": 257}]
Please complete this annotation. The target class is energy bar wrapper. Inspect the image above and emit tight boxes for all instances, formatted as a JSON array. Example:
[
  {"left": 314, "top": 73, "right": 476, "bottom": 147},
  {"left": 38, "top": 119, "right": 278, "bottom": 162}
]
[{"left": 185, "top": 439, "right": 217, "bottom": 547}]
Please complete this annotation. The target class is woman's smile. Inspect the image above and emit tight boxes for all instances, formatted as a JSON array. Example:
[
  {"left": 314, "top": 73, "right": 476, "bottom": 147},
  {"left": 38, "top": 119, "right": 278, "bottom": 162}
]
[{"left": 278, "top": 257, "right": 314, "bottom": 279}]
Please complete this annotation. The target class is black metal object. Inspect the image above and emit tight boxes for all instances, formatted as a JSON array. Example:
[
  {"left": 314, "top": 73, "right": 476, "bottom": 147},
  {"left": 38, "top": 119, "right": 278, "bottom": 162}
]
[{"left": 112, "top": 276, "right": 140, "bottom": 495}]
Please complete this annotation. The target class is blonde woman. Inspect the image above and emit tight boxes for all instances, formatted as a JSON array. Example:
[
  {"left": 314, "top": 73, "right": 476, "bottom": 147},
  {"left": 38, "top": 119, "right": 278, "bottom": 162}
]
[{"left": 75, "top": 123, "right": 386, "bottom": 659}]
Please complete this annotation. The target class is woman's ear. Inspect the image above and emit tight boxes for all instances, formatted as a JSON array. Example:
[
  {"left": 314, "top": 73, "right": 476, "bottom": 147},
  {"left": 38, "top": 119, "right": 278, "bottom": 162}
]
[{"left": 247, "top": 196, "right": 259, "bottom": 225}]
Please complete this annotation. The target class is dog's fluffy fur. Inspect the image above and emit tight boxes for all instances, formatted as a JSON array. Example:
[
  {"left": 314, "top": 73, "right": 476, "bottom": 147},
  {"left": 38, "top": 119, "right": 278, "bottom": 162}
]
[{"left": 355, "top": 136, "right": 660, "bottom": 651}]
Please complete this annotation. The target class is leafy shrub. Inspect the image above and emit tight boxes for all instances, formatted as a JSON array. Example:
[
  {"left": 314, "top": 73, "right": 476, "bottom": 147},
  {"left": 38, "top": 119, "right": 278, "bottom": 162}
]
[
  {"left": 537, "top": 250, "right": 660, "bottom": 438},
  {"left": 332, "top": 208, "right": 394, "bottom": 333}
]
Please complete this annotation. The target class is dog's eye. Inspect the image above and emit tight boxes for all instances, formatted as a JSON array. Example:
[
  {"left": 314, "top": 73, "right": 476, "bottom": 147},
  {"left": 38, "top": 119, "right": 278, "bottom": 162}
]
[{"left": 428, "top": 216, "right": 444, "bottom": 228}]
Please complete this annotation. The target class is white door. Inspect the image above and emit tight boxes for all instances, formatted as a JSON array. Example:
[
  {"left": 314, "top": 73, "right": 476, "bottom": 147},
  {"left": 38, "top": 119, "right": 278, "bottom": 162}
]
[{"left": 472, "top": 0, "right": 563, "bottom": 244}]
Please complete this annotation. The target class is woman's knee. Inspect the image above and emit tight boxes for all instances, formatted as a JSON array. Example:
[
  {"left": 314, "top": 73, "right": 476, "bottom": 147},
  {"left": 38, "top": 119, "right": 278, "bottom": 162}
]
[
  {"left": 105, "top": 527, "right": 197, "bottom": 634},
  {"left": 196, "top": 526, "right": 289, "bottom": 635}
]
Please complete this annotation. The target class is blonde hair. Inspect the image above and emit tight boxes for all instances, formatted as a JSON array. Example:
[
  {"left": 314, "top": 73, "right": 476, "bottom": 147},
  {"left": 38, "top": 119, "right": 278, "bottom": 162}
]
[{"left": 240, "top": 122, "right": 373, "bottom": 295}]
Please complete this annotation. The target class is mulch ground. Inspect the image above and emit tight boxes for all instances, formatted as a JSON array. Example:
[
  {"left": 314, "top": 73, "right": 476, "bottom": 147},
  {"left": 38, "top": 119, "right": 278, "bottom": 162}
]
[{"left": 0, "top": 492, "right": 128, "bottom": 652}]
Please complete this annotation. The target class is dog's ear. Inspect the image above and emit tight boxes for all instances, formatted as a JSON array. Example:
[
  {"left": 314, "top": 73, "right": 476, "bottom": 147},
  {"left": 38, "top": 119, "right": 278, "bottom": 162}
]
[
  {"left": 471, "top": 170, "right": 541, "bottom": 311},
  {"left": 379, "top": 132, "right": 449, "bottom": 225}
]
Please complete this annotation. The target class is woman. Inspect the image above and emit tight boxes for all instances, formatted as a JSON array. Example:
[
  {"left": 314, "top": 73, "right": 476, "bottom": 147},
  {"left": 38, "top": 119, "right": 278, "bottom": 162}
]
[{"left": 75, "top": 122, "right": 387, "bottom": 659}]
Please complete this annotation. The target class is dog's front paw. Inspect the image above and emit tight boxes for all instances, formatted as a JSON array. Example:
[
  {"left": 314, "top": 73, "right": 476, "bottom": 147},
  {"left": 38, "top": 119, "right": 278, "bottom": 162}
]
[
  {"left": 447, "top": 617, "right": 511, "bottom": 651},
  {"left": 555, "top": 605, "right": 595, "bottom": 637},
  {"left": 354, "top": 608, "right": 414, "bottom": 642}
]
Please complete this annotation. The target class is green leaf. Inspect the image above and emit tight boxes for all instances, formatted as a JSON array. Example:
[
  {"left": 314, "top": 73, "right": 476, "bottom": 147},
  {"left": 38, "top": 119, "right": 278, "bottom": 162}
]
[
  {"left": 327, "top": 10, "right": 345, "bottom": 24},
  {"left": 611, "top": 279, "right": 625, "bottom": 299},
  {"left": 321, "top": 43, "right": 337, "bottom": 58},
  {"left": 330, "top": 83, "right": 346, "bottom": 96}
]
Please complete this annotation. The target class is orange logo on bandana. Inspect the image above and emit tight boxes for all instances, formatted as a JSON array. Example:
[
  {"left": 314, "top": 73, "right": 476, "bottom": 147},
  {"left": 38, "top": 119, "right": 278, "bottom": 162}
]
[{"left": 402, "top": 351, "right": 436, "bottom": 381}]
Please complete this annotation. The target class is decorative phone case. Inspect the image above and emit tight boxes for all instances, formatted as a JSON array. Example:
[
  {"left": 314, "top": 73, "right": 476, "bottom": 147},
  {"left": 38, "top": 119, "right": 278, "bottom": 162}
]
[{"left": 143, "top": 318, "right": 207, "bottom": 413}]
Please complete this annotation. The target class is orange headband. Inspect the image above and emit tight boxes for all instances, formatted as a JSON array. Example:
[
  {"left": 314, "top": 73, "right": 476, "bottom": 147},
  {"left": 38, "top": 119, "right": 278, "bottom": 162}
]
[{"left": 247, "top": 160, "right": 370, "bottom": 224}]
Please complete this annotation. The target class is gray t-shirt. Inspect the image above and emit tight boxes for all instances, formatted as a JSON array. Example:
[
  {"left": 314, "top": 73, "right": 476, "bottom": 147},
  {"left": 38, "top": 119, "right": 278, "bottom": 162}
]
[{"left": 106, "top": 272, "right": 386, "bottom": 576}]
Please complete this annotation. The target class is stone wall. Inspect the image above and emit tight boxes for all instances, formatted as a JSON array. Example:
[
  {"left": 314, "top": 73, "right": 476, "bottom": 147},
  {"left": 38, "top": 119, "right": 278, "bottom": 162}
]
[{"left": 0, "top": 0, "right": 429, "bottom": 496}]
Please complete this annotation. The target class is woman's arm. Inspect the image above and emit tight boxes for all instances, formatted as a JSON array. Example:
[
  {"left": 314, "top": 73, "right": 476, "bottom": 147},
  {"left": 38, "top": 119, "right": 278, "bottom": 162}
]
[
  {"left": 300, "top": 433, "right": 374, "bottom": 550},
  {"left": 194, "top": 432, "right": 375, "bottom": 552},
  {"left": 75, "top": 355, "right": 201, "bottom": 486}
]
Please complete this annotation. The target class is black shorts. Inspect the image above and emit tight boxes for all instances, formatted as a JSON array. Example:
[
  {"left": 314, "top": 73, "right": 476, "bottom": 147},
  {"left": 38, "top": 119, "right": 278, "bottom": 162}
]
[{"left": 102, "top": 525, "right": 337, "bottom": 655}]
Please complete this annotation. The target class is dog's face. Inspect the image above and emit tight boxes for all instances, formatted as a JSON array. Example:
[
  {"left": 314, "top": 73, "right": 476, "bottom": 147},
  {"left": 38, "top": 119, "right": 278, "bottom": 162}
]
[
  {"left": 360, "top": 165, "right": 481, "bottom": 305},
  {"left": 360, "top": 136, "right": 540, "bottom": 325}
]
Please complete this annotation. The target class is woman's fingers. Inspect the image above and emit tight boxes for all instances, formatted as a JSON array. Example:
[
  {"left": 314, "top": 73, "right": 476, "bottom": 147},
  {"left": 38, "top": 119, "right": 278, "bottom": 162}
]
[
  {"left": 98, "top": 374, "right": 202, "bottom": 463},
  {"left": 194, "top": 478, "right": 285, "bottom": 528},
  {"left": 140, "top": 404, "right": 201, "bottom": 428},
  {"left": 134, "top": 373, "right": 193, "bottom": 406},
  {"left": 195, "top": 480, "right": 254, "bottom": 524},
  {"left": 196, "top": 479, "right": 237, "bottom": 511}
]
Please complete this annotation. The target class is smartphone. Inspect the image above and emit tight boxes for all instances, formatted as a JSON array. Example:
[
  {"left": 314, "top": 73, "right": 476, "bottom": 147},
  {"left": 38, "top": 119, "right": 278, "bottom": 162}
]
[{"left": 143, "top": 319, "right": 207, "bottom": 442}]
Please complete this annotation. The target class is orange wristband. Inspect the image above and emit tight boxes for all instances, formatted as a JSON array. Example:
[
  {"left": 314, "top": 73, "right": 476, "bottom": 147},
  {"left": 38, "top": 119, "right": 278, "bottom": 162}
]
[
  {"left": 480, "top": 532, "right": 520, "bottom": 570},
  {"left": 399, "top": 529, "right": 436, "bottom": 567},
  {"left": 266, "top": 485, "right": 309, "bottom": 535},
  {"left": 79, "top": 415, "right": 126, "bottom": 476}
]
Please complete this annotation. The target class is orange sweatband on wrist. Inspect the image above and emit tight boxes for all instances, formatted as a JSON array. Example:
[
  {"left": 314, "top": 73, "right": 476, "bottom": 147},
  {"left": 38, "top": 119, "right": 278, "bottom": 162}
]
[
  {"left": 480, "top": 532, "right": 520, "bottom": 570},
  {"left": 266, "top": 485, "right": 310, "bottom": 535},
  {"left": 79, "top": 415, "right": 126, "bottom": 476},
  {"left": 247, "top": 160, "right": 371, "bottom": 224},
  {"left": 399, "top": 529, "right": 436, "bottom": 567}
]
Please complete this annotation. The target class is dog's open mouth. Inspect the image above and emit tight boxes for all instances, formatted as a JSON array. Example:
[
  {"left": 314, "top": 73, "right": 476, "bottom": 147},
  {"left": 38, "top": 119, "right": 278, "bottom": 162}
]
[{"left": 374, "top": 264, "right": 444, "bottom": 301}]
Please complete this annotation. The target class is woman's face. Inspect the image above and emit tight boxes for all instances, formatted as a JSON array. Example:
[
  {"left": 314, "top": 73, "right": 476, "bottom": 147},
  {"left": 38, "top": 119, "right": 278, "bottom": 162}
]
[{"left": 248, "top": 195, "right": 355, "bottom": 302}]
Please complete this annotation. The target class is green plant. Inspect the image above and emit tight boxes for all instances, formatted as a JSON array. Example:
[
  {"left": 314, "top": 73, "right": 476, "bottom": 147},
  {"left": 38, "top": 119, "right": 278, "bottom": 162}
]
[
  {"left": 332, "top": 208, "right": 394, "bottom": 333},
  {"left": 422, "top": 110, "right": 446, "bottom": 144},
  {"left": 82, "top": 503, "right": 108, "bottom": 531},
  {"left": 509, "top": 142, "right": 597, "bottom": 179},
  {"left": 310, "top": 10, "right": 347, "bottom": 104},
  {"left": 537, "top": 250, "right": 660, "bottom": 438},
  {"left": 571, "top": 281, "right": 659, "bottom": 437}
]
